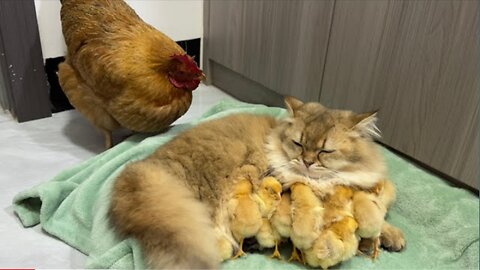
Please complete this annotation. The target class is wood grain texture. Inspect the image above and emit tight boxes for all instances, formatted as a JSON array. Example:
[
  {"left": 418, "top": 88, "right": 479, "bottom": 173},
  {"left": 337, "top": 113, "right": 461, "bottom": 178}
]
[
  {"left": 320, "top": 0, "right": 478, "bottom": 188},
  {"left": 0, "top": 0, "right": 51, "bottom": 122},
  {"left": 207, "top": 0, "right": 334, "bottom": 101}
]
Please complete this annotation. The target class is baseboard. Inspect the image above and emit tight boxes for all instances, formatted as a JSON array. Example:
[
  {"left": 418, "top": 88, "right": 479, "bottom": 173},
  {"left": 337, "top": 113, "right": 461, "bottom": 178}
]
[
  {"left": 45, "top": 56, "right": 72, "bottom": 113},
  {"left": 210, "top": 60, "right": 285, "bottom": 108}
]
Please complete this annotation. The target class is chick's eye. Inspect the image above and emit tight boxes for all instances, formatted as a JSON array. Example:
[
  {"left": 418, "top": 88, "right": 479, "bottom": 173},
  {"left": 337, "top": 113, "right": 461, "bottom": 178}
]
[{"left": 292, "top": 140, "right": 302, "bottom": 147}]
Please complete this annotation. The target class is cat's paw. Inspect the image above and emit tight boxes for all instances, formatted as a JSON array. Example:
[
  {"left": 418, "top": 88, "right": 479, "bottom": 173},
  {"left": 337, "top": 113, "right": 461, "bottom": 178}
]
[{"left": 380, "top": 222, "right": 406, "bottom": 252}]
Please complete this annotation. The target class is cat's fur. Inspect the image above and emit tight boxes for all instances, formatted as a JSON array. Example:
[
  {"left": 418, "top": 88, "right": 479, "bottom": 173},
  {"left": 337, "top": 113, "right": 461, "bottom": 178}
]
[
  {"left": 109, "top": 97, "right": 404, "bottom": 269},
  {"left": 266, "top": 96, "right": 387, "bottom": 196},
  {"left": 110, "top": 114, "right": 277, "bottom": 269}
]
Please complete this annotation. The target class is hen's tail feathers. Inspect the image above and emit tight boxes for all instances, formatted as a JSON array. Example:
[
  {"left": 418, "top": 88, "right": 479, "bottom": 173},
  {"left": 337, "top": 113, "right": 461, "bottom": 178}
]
[{"left": 110, "top": 161, "right": 220, "bottom": 269}]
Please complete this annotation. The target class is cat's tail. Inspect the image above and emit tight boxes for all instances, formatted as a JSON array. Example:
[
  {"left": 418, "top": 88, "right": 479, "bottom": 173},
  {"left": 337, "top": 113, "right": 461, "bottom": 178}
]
[{"left": 110, "top": 161, "right": 220, "bottom": 269}]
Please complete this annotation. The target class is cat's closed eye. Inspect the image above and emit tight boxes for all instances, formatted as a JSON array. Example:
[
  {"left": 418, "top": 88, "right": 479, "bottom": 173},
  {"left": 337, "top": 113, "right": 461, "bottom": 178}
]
[
  {"left": 317, "top": 149, "right": 336, "bottom": 159},
  {"left": 292, "top": 140, "right": 303, "bottom": 148}
]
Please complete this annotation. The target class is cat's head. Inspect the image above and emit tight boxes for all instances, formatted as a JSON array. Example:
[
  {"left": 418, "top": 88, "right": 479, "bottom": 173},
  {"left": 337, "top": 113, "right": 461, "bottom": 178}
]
[{"left": 267, "top": 96, "right": 385, "bottom": 187}]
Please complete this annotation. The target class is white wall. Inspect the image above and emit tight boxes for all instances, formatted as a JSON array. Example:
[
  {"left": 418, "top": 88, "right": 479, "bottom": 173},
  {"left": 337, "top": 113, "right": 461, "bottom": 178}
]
[{"left": 34, "top": 0, "right": 203, "bottom": 59}]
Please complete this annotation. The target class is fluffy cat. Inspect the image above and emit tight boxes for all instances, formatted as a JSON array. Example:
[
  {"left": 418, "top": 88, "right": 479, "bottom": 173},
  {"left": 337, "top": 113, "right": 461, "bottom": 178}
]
[
  {"left": 109, "top": 97, "right": 404, "bottom": 269},
  {"left": 266, "top": 96, "right": 387, "bottom": 196},
  {"left": 110, "top": 114, "right": 276, "bottom": 269}
]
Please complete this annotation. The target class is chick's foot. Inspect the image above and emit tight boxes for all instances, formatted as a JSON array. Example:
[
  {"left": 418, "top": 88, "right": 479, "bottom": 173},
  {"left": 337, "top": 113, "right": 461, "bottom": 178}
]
[
  {"left": 270, "top": 242, "right": 283, "bottom": 260},
  {"left": 232, "top": 239, "right": 246, "bottom": 259},
  {"left": 288, "top": 246, "right": 304, "bottom": 264}
]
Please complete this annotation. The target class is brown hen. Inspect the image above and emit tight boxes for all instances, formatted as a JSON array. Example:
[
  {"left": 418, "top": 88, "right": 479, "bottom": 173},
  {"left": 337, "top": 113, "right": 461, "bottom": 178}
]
[{"left": 58, "top": 0, "right": 204, "bottom": 148}]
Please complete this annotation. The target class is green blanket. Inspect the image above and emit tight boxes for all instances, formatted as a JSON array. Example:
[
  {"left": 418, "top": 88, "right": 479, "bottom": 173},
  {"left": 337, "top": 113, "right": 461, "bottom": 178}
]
[{"left": 13, "top": 100, "right": 479, "bottom": 269}]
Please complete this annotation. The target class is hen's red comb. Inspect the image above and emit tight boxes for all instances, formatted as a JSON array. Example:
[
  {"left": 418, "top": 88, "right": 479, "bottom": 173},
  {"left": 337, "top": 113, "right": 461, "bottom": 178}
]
[{"left": 171, "top": 54, "right": 202, "bottom": 73}]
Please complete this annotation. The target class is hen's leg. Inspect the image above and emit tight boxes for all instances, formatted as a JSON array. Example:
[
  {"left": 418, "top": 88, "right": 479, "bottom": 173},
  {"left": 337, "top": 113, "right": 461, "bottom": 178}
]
[
  {"left": 103, "top": 130, "right": 113, "bottom": 149},
  {"left": 58, "top": 61, "right": 120, "bottom": 150}
]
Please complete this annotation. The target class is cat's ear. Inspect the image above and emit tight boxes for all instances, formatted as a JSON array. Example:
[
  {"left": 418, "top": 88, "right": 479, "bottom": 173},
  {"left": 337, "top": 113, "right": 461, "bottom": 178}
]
[
  {"left": 284, "top": 96, "right": 304, "bottom": 117},
  {"left": 351, "top": 111, "right": 381, "bottom": 138}
]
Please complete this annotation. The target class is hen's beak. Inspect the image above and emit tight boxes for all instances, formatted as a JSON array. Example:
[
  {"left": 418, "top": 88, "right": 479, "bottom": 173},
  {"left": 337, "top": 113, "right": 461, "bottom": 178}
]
[{"left": 199, "top": 72, "right": 207, "bottom": 81}]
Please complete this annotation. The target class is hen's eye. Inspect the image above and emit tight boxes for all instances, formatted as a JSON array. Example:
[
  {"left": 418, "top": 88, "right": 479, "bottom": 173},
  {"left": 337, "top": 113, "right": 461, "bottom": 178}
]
[{"left": 292, "top": 140, "right": 303, "bottom": 147}]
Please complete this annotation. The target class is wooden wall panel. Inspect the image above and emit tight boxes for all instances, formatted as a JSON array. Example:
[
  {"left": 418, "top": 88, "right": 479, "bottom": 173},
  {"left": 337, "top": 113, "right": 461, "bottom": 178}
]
[
  {"left": 320, "top": 0, "right": 478, "bottom": 188},
  {"left": 207, "top": 0, "right": 334, "bottom": 101}
]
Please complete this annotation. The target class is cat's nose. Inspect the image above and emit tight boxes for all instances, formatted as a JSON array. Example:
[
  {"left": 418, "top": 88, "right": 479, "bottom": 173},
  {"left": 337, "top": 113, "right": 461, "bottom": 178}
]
[{"left": 303, "top": 159, "right": 314, "bottom": 168}]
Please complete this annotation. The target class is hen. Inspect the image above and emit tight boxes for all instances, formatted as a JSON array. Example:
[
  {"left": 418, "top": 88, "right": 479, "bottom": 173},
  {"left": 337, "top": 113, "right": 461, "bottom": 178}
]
[{"left": 58, "top": 0, "right": 204, "bottom": 148}]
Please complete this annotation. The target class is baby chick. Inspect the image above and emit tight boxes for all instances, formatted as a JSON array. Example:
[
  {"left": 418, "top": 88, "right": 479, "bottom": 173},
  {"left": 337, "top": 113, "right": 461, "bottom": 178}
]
[
  {"left": 252, "top": 177, "right": 283, "bottom": 258},
  {"left": 217, "top": 235, "right": 234, "bottom": 261},
  {"left": 270, "top": 191, "right": 293, "bottom": 259},
  {"left": 353, "top": 189, "right": 387, "bottom": 260},
  {"left": 253, "top": 177, "right": 283, "bottom": 219},
  {"left": 228, "top": 178, "right": 263, "bottom": 258},
  {"left": 304, "top": 216, "right": 359, "bottom": 269},
  {"left": 378, "top": 179, "right": 396, "bottom": 210},
  {"left": 289, "top": 183, "right": 324, "bottom": 264},
  {"left": 304, "top": 186, "right": 358, "bottom": 269},
  {"left": 323, "top": 186, "right": 355, "bottom": 226}
]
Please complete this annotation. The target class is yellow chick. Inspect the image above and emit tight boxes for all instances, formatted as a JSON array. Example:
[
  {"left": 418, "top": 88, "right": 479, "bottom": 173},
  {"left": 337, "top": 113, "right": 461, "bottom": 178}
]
[
  {"left": 323, "top": 186, "right": 355, "bottom": 226},
  {"left": 378, "top": 179, "right": 396, "bottom": 210},
  {"left": 228, "top": 178, "right": 263, "bottom": 258},
  {"left": 304, "top": 216, "right": 359, "bottom": 269},
  {"left": 270, "top": 191, "right": 293, "bottom": 259},
  {"left": 353, "top": 189, "right": 387, "bottom": 260},
  {"left": 254, "top": 177, "right": 283, "bottom": 219},
  {"left": 252, "top": 177, "right": 282, "bottom": 257},
  {"left": 289, "top": 183, "right": 324, "bottom": 264},
  {"left": 217, "top": 235, "right": 234, "bottom": 261},
  {"left": 304, "top": 186, "right": 358, "bottom": 269}
]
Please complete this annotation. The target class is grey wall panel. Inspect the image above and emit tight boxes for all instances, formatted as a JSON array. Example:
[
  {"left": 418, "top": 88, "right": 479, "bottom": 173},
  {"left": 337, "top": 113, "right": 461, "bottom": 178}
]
[
  {"left": 207, "top": 0, "right": 334, "bottom": 101},
  {"left": 319, "top": 0, "right": 478, "bottom": 188}
]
